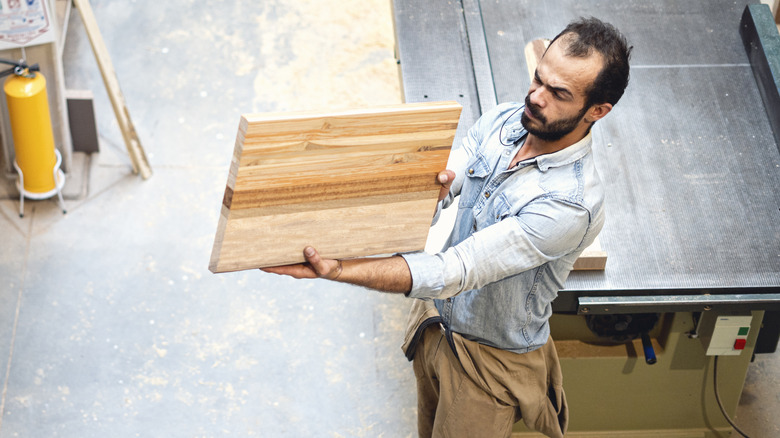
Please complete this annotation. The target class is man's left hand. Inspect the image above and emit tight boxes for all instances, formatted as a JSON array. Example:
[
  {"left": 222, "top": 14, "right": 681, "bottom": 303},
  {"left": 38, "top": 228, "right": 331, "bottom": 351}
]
[{"left": 261, "top": 246, "right": 343, "bottom": 280}]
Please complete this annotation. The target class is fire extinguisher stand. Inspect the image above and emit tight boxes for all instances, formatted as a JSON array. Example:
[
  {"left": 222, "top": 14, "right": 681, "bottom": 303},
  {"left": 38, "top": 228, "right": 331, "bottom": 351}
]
[
  {"left": 2, "top": 59, "right": 67, "bottom": 218},
  {"left": 12, "top": 148, "right": 66, "bottom": 218}
]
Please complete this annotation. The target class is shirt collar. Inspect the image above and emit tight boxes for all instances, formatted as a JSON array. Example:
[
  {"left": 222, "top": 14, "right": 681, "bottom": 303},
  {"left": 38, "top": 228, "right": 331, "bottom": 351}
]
[
  {"left": 500, "top": 104, "right": 594, "bottom": 171},
  {"left": 534, "top": 131, "right": 593, "bottom": 172},
  {"left": 499, "top": 109, "right": 527, "bottom": 145}
]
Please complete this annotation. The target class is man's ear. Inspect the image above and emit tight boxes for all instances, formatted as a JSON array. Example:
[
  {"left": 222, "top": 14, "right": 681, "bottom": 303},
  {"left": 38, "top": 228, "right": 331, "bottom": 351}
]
[{"left": 585, "top": 103, "right": 613, "bottom": 123}]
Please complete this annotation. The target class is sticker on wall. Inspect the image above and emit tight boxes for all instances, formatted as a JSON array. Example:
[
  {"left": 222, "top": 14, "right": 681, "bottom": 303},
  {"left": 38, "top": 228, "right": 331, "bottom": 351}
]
[{"left": 0, "top": 0, "right": 55, "bottom": 49}]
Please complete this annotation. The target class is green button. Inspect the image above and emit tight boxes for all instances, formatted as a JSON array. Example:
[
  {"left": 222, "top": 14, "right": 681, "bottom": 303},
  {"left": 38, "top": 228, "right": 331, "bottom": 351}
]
[{"left": 738, "top": 327, "right": 750, "bottom": 336}]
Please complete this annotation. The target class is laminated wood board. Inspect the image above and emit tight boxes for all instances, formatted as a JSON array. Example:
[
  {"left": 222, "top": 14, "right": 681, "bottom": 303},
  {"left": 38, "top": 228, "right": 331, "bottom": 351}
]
[{"left": 209, "top": 101, "right": 462, "bottom": 273}]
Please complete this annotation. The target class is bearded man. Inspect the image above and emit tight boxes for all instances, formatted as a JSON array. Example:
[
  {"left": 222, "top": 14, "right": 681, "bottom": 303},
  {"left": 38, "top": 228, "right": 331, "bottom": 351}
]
[{"left": 264, "top": 17, "right": 632, "bottom": 438}]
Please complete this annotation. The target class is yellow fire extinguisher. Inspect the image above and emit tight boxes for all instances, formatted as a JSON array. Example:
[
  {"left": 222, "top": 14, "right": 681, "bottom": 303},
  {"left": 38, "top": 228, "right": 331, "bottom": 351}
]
[{"left": 2, "top": 59, "right": 66, "bottom": 217}]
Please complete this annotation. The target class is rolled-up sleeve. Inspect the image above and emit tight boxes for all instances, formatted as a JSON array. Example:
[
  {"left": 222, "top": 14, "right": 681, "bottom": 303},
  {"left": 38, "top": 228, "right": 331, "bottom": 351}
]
[{"left": 402, "top": 198, "right": 591, "bottom": 300}]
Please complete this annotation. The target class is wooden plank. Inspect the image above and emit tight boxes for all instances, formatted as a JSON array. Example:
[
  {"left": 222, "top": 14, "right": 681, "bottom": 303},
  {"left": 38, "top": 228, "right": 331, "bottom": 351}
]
[
  {"left": 524, "top": 38, "right": 550, "bottom": 83},
  {"left": 72, "top": 0, "right": 152, "bottom": 179},
  {"left": 209, "top": 101, "right": 462, "bottom": 273},
  {"left": 572, "top": 236, "right": 608, "bottom": 271},
  {"left": 524, "top": 38, "right": 608, "bottom": 271}
]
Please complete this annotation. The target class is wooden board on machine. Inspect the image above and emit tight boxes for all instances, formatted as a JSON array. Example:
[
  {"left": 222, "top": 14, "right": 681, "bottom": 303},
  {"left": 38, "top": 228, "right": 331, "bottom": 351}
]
[{"left": 209, "top": 101, "right": 462, "bottom": 273}]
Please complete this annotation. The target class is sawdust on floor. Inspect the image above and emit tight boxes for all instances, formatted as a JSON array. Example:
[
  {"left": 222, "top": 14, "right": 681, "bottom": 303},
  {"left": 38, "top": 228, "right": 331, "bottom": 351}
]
[{"left": 251, "top": 0, "right": 403, "bottom": 112}]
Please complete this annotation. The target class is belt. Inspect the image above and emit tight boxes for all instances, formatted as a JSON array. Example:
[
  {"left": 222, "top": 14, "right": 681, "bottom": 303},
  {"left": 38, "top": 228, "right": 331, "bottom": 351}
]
[{"left": 405, "top": 316, "right": 459, "bottom": 361}]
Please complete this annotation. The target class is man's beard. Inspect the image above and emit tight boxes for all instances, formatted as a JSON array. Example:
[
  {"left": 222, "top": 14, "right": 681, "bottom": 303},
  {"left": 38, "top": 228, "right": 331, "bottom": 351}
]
[{"left": 520, "top": 94, "right": 588, "bottom": 142}]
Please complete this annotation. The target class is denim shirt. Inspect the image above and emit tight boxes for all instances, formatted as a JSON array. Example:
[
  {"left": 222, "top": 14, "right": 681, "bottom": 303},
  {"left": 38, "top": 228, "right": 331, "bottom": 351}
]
[{"left": 401, "top": 102, "right": 605, "bottom": 353}]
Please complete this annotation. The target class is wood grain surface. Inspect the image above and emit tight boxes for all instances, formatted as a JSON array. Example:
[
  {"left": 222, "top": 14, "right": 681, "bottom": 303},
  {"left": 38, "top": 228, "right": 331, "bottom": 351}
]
[{"left": 210, "top": 101, "right": 462, "bottom": 273}]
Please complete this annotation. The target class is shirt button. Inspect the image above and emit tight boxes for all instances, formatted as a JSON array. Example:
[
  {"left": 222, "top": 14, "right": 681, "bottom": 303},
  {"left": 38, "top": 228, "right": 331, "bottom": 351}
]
[
  {"left": 447, "top": 298, "right": 452, "bottom": 303},
  {"left": 468, "top": 168, "right": 475, "bottom": 175},
  {"left": 484, "top": 191, "right": 490, "bottom": 198}
]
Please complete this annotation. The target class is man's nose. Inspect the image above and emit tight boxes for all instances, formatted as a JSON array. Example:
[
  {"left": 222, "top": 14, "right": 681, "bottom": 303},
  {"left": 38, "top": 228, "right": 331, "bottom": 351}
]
[{"left": 528, "top": 86, "right": 546, "bottom": 108}]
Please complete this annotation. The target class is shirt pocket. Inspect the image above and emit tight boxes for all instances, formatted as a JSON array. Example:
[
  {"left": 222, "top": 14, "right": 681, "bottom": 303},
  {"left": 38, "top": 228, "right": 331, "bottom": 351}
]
[
  {"left": 474, "top": 193, "right": 512, "bottom": 231},
  {"left": 491, "top": 195, "right": 513, "bottom": 224},
  {"left": 459, "top": 154, "right": 491, "bottom": 209}
]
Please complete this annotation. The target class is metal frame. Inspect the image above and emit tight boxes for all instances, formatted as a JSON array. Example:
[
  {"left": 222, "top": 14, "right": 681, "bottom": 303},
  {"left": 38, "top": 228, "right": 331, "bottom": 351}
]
[
  {"left": 13, "top": 148, "right": 66, "bottom": 217},
  {"left": 578, "top": 293, "right": 780, "bottom": 315}
]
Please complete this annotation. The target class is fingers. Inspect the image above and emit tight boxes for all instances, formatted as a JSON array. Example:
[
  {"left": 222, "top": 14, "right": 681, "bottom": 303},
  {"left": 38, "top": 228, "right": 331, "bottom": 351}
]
[
  {"left": 437, "top": 169, "right": 456, "bottom": 202},
  {"left": 260, "top": 247, "right": 342, "bottom": 280},
  {"left": 260, "top": 264, "right": 317, "bottom": 279},
  {"left": 303, "top": 247, "right": 324, "bottom": 271},
  {"left": 303, "top": 247, "right": 342, "bottom": 280},
  {"left": 437, "top": 169, "right": 456, "bottom": 184}
]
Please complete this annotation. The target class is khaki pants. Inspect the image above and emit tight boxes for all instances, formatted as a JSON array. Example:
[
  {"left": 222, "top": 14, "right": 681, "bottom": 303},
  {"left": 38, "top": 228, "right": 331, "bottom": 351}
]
[
  {"left": 414, "top": 325, "right": 518, "bottom": 437},
  {"left": 410, "top": 324, "right": 567, "bottom": 438}
]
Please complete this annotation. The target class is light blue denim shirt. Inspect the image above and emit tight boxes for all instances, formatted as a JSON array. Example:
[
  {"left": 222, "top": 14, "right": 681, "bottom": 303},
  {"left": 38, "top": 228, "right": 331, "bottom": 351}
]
[{"left": 401, "top": 102, "right": 605, "bottom": 353}]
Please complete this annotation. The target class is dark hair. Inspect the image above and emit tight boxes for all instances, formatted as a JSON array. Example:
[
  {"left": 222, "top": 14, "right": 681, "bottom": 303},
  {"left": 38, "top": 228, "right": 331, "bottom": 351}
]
[{"left": 549, "top": 17, "right": 632, "bottom": 108}]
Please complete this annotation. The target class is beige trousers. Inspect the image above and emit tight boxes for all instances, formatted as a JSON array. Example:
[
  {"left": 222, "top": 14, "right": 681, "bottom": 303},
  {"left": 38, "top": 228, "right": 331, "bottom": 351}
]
[{"left": 405, "top": 301, "right": 568, "bottom": 438}]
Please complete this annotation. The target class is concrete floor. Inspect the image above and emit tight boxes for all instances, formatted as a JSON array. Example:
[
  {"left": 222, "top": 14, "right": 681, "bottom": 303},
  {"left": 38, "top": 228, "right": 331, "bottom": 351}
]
[
  {"left": 0, "top": 1, "right": 778, "bottom": 437},
  {"left": 1, "top": 1, "right": 415, "bottom": 437}
]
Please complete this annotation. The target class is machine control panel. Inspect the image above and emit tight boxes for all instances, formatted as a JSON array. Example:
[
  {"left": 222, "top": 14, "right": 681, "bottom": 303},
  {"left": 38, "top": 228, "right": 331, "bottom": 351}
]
[{"left": 698, "top": 312, "right": 753, "bottom": 356}]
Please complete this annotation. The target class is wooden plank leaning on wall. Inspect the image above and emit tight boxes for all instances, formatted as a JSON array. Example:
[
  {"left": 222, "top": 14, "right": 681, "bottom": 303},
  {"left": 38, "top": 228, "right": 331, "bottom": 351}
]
[{"left": 72, "top": 0, "right": 152, "bottom": 179}]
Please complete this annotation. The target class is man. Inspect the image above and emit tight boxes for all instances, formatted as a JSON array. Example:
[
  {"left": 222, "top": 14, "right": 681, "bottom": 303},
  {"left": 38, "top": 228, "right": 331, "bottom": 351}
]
[{"left": 264, "top": 17, "right": 631, "bottom": 438}]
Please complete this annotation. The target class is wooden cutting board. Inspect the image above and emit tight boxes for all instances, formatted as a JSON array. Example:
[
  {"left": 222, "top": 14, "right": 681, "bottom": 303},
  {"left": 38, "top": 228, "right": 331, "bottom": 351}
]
[{"left": 209, "top": 101, "right": 462, "bottom": 273}]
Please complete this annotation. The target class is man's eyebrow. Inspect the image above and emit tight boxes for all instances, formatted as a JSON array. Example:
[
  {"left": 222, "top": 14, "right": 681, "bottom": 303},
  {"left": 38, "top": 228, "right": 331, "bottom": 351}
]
[{"left": 534, "top": 70, "right": 573, "bottom": 99}]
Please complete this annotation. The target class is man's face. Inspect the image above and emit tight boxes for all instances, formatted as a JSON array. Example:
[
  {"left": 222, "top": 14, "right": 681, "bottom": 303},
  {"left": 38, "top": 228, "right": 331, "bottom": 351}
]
[
  {"left": 521, "top": 37, "right": 603, "bottom": 141},
  {"left": 521, "top": 94, "right": 588, "bottom": 141}
]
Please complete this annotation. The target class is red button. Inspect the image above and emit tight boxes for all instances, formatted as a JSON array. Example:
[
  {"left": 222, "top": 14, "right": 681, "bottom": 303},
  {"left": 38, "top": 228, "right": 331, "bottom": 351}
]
[{"left": 734, "top": 339, "right": 747, "bottom": 350}]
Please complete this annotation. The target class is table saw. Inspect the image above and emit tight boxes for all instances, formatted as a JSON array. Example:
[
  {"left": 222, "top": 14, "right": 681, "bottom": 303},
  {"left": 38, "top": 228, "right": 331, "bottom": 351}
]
[{"left": 392, "top": 0, "right": 780, "bottom": 436}]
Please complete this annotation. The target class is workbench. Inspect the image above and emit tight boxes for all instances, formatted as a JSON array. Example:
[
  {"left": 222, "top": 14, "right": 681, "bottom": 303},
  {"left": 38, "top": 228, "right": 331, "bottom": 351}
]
[{"left": 392, "top": 0, "right": 780, "bottom": 436}]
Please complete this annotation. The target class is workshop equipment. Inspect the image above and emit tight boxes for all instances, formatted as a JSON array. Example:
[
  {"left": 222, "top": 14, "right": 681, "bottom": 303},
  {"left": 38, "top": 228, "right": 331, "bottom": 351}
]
[
  {"left": 2, "top": 59, "right": 66, "bottom": 217},
  {"left": 393, "top": 0, "right": 780, "bottom": 436},
  {"left": 696, "top": 311, "right": 753, "bottom": 356}
]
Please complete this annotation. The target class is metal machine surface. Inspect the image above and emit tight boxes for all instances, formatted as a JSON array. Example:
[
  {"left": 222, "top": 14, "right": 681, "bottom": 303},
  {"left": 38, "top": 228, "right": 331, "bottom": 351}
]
[{"left": 393, "top": 0, "right": 780, "bottom": 436}]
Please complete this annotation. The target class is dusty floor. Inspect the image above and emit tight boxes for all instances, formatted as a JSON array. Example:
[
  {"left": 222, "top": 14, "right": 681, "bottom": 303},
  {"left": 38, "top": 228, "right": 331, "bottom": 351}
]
[
  {"left": 0, "top": 1, "right": 778, "bottom": 437},
  {"left": 1, "top": 1, "right": 415, "bottom": 437}
]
